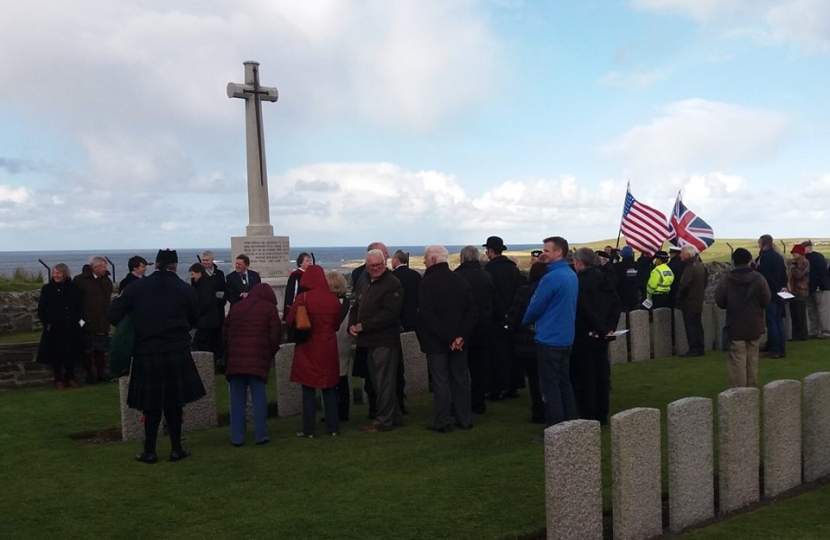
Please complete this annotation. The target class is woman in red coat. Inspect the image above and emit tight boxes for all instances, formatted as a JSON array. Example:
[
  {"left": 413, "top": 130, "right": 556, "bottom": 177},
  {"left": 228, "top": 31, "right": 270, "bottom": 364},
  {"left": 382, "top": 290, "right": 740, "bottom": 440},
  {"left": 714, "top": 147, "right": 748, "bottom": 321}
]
[
  {"left": 287, "top": 264, "right": 344, "bottom": 437},
  {"left": 223, "top": 282, "right": 282, "bottom": 446}
]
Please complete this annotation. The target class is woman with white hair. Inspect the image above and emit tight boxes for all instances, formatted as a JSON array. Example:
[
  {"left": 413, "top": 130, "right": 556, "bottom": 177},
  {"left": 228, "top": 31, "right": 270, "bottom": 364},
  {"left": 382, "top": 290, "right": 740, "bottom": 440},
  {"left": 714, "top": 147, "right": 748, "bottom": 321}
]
[{"left": 37, "top": 263, "right": 84, "bottom": 389}]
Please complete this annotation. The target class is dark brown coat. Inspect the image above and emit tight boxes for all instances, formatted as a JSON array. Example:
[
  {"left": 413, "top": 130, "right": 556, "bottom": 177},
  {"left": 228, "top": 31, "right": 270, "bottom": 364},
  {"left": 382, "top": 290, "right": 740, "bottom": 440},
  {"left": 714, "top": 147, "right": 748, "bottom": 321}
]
[
  {"left": 348, "top": 269, "right": 403, "bottom": 348},
  {"left": 676, "top": 257, "right": 706, "bottom": 314},
  {"left": 72, "top": 270, "right": 113, "bottom": 334},
  {"left": 714, "top": 267, "right": 771, "bottom": 341}
]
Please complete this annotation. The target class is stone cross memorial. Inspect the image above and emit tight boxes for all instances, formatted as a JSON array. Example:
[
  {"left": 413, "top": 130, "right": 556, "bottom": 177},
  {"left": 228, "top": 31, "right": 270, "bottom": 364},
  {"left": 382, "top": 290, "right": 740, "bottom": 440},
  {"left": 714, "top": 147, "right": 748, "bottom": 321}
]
[{"left": 227, "top": 61, "right": 290, "bottom": 285}]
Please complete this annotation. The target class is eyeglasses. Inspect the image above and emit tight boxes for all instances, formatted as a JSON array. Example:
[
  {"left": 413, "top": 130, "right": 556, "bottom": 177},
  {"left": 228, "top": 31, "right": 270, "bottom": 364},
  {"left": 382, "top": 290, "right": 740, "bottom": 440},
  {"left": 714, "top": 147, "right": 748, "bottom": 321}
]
[{"left": 368, "top": 263, "right": 385, "bottom": 269}]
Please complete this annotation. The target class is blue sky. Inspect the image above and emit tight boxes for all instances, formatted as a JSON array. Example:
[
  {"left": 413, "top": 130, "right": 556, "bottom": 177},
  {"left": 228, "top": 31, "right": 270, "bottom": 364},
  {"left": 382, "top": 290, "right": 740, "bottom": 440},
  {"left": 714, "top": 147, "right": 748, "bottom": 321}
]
[{"left": 1, "top": 0, "right": 829, "bottom": 251}]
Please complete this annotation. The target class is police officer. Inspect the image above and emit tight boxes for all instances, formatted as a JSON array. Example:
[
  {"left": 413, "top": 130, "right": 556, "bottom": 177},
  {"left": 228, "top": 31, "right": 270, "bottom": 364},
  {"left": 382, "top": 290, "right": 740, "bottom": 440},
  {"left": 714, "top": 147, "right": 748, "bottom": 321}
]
[{"left": 647, "top": 250, "right": 674, "bottom": 309}]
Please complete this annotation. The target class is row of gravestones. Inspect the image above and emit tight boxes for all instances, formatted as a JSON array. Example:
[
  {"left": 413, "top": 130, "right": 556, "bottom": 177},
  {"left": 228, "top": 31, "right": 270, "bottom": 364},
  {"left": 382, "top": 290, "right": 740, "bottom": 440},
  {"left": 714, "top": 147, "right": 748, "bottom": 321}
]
[
  {"left": 543, "top": 371, "right": 830, "bottom": 540},
  {"left": 608, "top": 302, "right": 800, "bottom": 364},
  {"left": 119, "top": 332, "right": 429, "bottom": 441}
]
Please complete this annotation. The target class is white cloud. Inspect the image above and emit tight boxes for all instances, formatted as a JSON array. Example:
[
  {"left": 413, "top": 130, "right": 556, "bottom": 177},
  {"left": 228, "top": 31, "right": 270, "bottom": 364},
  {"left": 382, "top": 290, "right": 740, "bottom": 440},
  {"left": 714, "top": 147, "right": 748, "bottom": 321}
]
[
  {"left": 600, "top": 98, "right": 790, "bottom": 173},
  {"left": 599, "top": 70, "right": 667, "bottom": 89},
  {"left": 633, "top": 0, "right": 830, "bottom": 50},
  {"left": 0, "top": 1, "right": 501, "bottom": 133},
  {"left": 0, "top": 185, "right": 32, "bottom": 204}
]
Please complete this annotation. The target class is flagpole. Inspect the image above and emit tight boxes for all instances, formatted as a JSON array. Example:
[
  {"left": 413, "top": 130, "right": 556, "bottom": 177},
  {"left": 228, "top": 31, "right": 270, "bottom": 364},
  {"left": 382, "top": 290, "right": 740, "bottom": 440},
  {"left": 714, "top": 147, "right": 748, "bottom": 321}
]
[{"left": 615, "top": 180, "right": 629, "bottom": 249}]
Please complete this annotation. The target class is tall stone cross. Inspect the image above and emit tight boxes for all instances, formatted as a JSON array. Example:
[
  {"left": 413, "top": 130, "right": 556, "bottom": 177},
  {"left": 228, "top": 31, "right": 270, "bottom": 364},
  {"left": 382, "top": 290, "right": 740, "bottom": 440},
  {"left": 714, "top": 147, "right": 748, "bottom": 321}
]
[{"left": 227, "top": 61, "right": 278, "bottom": 237}]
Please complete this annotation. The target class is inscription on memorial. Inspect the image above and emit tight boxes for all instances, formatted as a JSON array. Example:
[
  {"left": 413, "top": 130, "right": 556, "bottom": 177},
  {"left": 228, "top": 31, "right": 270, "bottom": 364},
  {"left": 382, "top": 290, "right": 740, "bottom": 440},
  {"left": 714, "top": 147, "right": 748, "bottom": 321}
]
[{"left": 232, "top": 235, "right": 290, "bottom": 279}]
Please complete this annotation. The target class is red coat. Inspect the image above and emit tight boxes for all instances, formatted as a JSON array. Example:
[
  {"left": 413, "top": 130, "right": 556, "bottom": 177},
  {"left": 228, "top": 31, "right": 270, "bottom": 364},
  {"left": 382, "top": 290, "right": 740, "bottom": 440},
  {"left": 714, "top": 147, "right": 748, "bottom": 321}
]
[
  {"left": 223, "top": 283, "right": 282, "bottom": 382},
  {"left": 287, "top": 265, "right": 343, "bottom": 389}
]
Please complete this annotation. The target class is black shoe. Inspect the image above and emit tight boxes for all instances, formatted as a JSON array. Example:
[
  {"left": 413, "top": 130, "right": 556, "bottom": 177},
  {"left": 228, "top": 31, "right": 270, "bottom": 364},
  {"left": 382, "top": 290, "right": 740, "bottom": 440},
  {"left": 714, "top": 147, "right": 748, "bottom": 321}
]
[
  {"left": 399, "top": 402, "right": 409, "bottom": 415},
  {"left": 169, "top": 449, "right": 191, "bottom": 462},
  {"left": 256, "top": 438, "right": 270, "bottom": 445},
  {"left": 426, "top": 425, "right": 452, "bottom": 433},
  {"left": 135, "top": 451, "right": 158, "bottom": 464},
  {"left": 485, "top": 393, "right": 503, "bottom": 401},
  {"left": 453, "top": 422, "right": 473, "bottom": 430}
]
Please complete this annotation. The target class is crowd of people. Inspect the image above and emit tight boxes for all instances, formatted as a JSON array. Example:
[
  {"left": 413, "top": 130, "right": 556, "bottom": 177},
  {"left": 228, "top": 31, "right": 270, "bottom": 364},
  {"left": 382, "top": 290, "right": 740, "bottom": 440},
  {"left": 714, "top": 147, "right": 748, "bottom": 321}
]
[{"left": 33, "top": 234, "right": 829, "bottom": 461}]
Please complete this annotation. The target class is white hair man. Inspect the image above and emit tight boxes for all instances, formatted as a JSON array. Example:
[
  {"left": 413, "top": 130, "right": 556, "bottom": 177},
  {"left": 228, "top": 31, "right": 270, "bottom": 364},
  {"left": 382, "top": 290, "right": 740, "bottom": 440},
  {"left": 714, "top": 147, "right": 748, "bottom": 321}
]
[
  {"left": 349, "top": 249, "right": 404, "bottom": 432},
  {"left": 73, "top": 255, "right": 113, "bottom": 383},
  {"left": 417, "top": 245, "right": 478, "bottom": 432}
]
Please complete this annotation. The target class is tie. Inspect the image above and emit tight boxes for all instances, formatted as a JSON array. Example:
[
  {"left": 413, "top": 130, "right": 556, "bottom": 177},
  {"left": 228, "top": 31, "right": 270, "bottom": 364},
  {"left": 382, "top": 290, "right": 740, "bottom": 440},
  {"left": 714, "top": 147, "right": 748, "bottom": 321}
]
[{"left": 241, "top": 273, "right": 247, "bottom": 286}]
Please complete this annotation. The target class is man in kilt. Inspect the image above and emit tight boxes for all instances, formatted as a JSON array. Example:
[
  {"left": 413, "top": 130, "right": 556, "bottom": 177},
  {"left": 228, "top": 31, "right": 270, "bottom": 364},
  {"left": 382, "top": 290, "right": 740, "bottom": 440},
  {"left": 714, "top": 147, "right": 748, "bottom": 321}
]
[{"left": 109, "top": 249, "right": 206, "bottom": 464}]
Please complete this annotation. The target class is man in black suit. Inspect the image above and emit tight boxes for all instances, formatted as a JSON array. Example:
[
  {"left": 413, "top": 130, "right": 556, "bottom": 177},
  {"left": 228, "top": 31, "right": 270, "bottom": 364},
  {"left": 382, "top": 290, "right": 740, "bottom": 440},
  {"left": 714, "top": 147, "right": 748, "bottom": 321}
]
[
  {"left": 226, "top": 253, "right": 261, "bottom": 305},
  {"left": 391, "top": 250, "right": 421, "bottom": 332},
  {"left": 196, "top": 250, "right": 227, "bottom": 356},
  {"left": 482, "top": 235, "right": 523, "bottom": 400}
]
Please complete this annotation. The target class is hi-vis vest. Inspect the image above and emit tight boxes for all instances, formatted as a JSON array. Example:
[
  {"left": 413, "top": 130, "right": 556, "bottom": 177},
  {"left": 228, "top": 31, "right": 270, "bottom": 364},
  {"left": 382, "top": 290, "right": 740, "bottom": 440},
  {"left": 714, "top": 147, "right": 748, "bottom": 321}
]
[{"left": 647, "top": 263, "right": 674, "bottom": 297}]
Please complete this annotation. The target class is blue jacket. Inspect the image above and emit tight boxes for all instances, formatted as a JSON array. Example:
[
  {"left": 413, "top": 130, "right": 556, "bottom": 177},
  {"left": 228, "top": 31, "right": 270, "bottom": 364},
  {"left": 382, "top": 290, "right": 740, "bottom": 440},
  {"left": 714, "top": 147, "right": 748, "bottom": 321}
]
[{"left": 522, "top": 259, "right": 578, "bottom": 347}]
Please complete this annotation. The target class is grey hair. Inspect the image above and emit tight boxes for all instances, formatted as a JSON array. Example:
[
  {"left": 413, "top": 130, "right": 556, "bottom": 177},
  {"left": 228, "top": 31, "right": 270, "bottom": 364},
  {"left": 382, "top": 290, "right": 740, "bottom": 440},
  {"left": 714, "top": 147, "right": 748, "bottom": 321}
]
[
  {"left": 89, "top": 256, "right": 107, "bottom": 267},
  {"left": 573, "top": 247, "right": 597, "bottom": 266},
  {"left": 52, "top": 263, "right": 71, "bottom": 280},
  {"left": 459, "top": 245, "right": 480, "bottom": 263},
  {"left": 201, "top": 250, "right": 214, "bottom": 258},
  {"left": 366, "top": 249, "right": 385, "bottom": 264},
  {"left": 680, "top": 245, "right": 698, "bottom": 257},
  {"left": 424, "top": 245, "right": 449, "bottom": 264}
]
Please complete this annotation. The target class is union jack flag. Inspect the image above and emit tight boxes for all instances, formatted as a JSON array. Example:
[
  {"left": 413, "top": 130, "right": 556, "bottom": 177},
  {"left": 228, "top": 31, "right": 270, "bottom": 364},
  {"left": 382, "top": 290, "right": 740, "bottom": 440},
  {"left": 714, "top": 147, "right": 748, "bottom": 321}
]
[
  {"left": 620, "top": 189, "right": 669, "bottom": 256},
  {"left": 668, "top": 193, "right": 715, "bottom": 252}
]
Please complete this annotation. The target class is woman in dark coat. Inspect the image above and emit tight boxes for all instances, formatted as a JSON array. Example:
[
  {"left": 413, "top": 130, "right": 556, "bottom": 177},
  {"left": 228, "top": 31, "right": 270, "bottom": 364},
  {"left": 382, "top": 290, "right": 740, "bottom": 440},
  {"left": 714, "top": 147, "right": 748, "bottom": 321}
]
[
  {"left": 223, "top": 282, "right": 282, "bottom": 446},
  {"left": 37, "top": 263, "right": 84, "bottom": 389},
  {"left": 189, "top": 263, "right": 222, "bottom": 356},
  {"left": 287, "top": 265, "right": 343, "bottom": 437}
]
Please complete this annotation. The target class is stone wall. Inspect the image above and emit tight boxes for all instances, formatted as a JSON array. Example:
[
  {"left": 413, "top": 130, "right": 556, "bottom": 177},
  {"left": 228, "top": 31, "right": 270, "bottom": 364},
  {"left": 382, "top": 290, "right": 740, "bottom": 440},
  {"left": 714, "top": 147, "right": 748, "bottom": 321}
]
[
  {"left": 0, "top": 291, "right": 42, "bottom": 334},
  {"left": 0, "top": 343, "right": 49, "bottom": 389}
]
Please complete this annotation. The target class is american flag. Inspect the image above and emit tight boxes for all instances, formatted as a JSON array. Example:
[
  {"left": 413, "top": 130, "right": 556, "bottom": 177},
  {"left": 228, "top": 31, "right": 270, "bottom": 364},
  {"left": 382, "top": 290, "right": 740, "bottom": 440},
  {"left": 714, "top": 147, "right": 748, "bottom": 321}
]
[
  {"left": 668, "top": 194, "right": 715, "bottom": 252},
  {"left": 620, "top": 190, "right": 669, "bottom": 256}
]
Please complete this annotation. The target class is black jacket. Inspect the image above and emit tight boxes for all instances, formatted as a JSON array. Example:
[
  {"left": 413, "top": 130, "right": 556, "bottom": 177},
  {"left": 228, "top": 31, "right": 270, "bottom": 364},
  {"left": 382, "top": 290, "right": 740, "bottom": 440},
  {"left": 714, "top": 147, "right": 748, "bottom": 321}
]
[
  {"left": 392, "top": 265, "right": 422, "bottom": 332},
  {"left": 756, "top": 248, "right": 787, "bottom": 303},
  {"left": 484, "top": 255, "right": 522, "bottom": 317},
  {"left": 226, "top": 269, "right": 261, "bottom": 305},
  {"left": 193, "top": 275, "right": 221, "bottom": 329},
  {"left": 455, "top": 261, "right": 497, "bottom": 345},
  {"left": 505, "top": 281, "right": 538, "bottom": 360},
  {"left": 108, "top": 270, "right": 198, "bottom": 354},
  {"left": 416, "top": 262, "right": 478, "bottom": 354},
  {"left": 119, "top": 273, "right": 141, "bottom": 293},
  {"left": 614, "top": 258, "right": 640, "bottom": 309},
  {"left": 348, "top": 269, "right": 403, "bottom": 348},
  {"left": 574, "top": 266, "right": 621, "bottom": 345},
  {"left": 36, "top": 280, "right": 83, "bottom": 365},
  {"left": 805, "top": 251, "right": 830, "bottom": 291}
]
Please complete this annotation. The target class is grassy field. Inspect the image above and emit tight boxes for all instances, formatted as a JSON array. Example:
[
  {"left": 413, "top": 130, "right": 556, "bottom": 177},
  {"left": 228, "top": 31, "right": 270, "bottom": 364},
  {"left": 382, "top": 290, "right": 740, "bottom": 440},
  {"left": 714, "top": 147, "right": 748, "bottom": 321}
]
[{"left": 1, "top": 342, "right": 829, "bottom": 539}]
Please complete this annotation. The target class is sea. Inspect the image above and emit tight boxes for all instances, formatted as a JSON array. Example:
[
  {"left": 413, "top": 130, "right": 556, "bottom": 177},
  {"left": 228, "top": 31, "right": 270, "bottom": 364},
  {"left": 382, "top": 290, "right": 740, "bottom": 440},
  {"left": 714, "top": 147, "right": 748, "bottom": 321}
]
[{"left": 0, "top": 244, "right": 542, "bottom": 282}]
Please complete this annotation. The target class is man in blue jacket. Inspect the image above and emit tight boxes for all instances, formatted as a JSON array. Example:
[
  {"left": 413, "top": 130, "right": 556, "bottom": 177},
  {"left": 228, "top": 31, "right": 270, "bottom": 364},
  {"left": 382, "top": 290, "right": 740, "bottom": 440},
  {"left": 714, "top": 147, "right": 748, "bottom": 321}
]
[
  {"left": 756, "top": 234, "right": 788, "bottom": 358},
  {"left": 522, "top": 236, "right": 579, "bottom": 428}
]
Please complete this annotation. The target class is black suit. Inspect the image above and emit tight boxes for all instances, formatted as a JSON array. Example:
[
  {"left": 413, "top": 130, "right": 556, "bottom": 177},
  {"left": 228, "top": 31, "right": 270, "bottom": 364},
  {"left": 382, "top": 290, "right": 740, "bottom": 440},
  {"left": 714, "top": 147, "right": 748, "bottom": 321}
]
[
  {"left": 392, "top": 265, "right": 421, "bottom": 332},
  {"left": 226, "top": 269, "right": 261, "bottom": 305}
]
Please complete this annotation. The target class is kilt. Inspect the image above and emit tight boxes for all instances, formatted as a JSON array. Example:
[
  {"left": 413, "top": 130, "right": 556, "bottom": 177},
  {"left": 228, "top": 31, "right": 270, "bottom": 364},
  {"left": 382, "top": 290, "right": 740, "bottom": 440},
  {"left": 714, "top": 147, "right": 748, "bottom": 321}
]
[{"left": 127, "top": 348, "right": 207, "bottom": 411}]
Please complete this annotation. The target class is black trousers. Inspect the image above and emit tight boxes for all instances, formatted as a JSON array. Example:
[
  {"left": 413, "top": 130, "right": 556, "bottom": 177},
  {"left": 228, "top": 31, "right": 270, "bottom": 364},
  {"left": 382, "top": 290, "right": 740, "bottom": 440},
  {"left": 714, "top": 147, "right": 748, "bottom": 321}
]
[
  {"left": 519, "top": 354, "right": 544, "bottom": 421},
  {"left": 652, "top": 294, "right": 671, "bottom": 310},
  {"left": 467, "top": 344, "right": 489, "bottom": 413},
  {"left": 682, "top": 311, "right": 705, "bottom": 354},
  {"left": 791, "top": 298, "right": 808, "bottom": 341},
  {"left": 569, "top": 340, "right": 611, "bottom": 425},
  {"left": 488, "top": 327, "right": 514, "bottom": 396}
]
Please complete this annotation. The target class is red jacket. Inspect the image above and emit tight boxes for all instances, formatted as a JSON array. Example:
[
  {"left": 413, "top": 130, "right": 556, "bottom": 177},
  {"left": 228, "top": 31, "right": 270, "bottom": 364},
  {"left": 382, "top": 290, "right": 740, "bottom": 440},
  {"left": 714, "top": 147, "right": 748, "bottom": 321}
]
[
  {"left": 223, "top": 283, "right": 282, "bottom": 382},
  {"left": 287, "top": 265, "right": 343, "bottom": 389}
]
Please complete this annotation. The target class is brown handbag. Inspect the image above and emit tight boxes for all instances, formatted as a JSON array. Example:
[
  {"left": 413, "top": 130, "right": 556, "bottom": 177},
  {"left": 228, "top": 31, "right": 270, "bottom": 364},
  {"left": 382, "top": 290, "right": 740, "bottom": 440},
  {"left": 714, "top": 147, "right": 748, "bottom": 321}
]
[{"left": 295, "top": 294, "right": 312, "bottom": 331}]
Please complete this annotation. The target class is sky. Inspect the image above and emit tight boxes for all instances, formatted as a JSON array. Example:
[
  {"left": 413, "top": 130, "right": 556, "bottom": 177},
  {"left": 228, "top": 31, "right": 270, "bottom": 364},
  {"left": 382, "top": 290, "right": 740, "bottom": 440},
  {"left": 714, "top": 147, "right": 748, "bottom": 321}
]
[{"left": 2, "top": 0, "right": 829, "bottom": 251}]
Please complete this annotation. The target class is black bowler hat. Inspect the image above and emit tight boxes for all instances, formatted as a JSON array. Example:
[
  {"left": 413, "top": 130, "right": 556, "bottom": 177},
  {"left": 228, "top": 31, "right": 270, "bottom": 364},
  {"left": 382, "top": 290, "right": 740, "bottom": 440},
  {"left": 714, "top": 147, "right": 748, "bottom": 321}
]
[
  {"left": 156, "top": 249, "right": 178, "bottom": 265},
  {"left": 653, "top": 250, "right": 669, "bottom": 260},
  {"left": 595, "top": 250, "right": 609, "bottom": 259},
  {"left": 483, "top": 236, "right": 507, "bottom": 251}
]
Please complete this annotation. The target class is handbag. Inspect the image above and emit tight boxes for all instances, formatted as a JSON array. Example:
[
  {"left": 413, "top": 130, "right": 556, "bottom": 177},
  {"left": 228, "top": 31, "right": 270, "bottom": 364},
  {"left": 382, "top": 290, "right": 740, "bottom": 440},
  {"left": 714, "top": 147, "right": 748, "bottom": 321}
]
[
  {"left": 293, "top": 293, "right": 312, "bottom": 343},
  {"left": 107, "top": 314, "right": 135, "bottom": 379}
]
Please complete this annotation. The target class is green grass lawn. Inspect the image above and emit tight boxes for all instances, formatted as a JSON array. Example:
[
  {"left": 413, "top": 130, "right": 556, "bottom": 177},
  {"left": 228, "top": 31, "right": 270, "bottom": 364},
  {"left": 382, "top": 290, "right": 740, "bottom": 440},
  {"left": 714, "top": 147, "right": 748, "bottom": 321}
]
[{"left": 1, "top": 342, "right": 829, "bottom": 540}]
